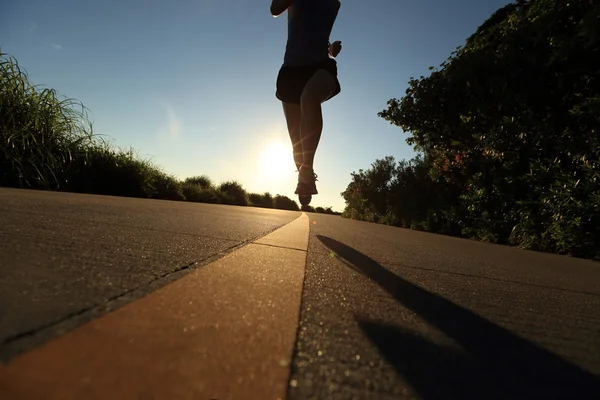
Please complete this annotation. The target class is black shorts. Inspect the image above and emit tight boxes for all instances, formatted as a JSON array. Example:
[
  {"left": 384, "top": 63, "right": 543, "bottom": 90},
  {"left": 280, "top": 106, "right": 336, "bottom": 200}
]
[{"left": 276, "top": 58, "right": 341, "bottom": 104}]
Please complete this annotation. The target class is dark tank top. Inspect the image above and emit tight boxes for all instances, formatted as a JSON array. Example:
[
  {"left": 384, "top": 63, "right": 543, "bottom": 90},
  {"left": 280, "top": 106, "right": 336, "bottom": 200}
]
[{"left": 283, "top": 0, "right": 340, "bottom": 67}]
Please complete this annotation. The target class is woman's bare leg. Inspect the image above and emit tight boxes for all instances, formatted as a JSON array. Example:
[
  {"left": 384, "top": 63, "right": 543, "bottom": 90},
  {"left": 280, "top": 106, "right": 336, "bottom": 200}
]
[
  {"left": 299, "top": 69, "right": 337, "bottom": 170},
  {"left": 282, "top": 102, "right": 303, "bottom": 170}
]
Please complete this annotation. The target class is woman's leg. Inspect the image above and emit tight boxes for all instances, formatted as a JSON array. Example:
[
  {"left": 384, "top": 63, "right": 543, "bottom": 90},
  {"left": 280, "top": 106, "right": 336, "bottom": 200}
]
[
  {"left": 282, "top": 102, "right": 303, "bottom": 171},
  {"left": 282, "top": 101, "right": 313, "bottom": 204},
  {"left": 299, "top": 69, "right": 337, "bottom": 171}
]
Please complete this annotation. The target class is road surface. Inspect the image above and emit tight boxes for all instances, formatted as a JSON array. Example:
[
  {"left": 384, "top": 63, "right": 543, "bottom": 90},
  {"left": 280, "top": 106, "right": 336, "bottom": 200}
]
[{"left": 1, "top": 187, "right": 599, "bottom": 399}]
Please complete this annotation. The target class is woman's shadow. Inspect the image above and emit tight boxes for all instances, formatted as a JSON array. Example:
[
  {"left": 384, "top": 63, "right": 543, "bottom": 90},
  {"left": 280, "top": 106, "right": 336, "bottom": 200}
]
[{"left": 317, "top": 235, "right": 600, "bottom": 400}]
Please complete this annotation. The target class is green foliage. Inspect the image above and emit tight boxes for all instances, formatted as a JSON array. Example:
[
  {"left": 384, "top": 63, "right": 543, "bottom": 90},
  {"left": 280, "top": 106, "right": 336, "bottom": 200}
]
[
  {"left": 363, "top": 0, "right": 600, "bottom": 259},
  {"left": 248, "top": 192, "right": 274, "bottom": 208},
  {"left": 342, "top": 156, "right": 462, "bottom": 233},
  {"left": 218, "top": 180, "right": 248, "bottom": 206},
  {"left": 274, "top": 195, "right": 300, "bottom": 211},
  {"left": 182, "top": 182, "right": 223, "bottom": 204},
  {"left": 184, "top": 175, "right": 213, "bottom": 189},
  {"left": 0, "top": 50, "right": 93, "bottom": 189},
  {"left": 312, "top": 206, "right": 340, "bottom": 215},
  {"left": 149, "top": 172, "right": 185, "bottom": 201},
  {"left": 63, "top": 141, "right": 181, "bottom": 200}
]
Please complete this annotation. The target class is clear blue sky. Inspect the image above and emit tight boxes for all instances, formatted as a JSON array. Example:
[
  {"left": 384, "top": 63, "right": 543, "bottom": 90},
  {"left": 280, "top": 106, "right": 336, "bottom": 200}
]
[{"left": 1, "top": 0, "right": 510, "bottom": 212}]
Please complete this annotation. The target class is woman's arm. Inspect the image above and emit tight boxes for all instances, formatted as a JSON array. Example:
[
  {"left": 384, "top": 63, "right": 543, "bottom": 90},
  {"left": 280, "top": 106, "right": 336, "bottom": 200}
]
[
  {"left": 270, "top": 0, "right": 292, "bottom": 17},
  {"left": 329, "top": 2, "right": 342, "bottom": 57}
]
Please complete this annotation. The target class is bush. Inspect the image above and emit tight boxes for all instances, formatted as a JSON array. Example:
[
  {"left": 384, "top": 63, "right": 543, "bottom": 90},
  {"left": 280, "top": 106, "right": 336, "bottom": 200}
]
[
  {"left": 371, "top": 0, "right": 600, "bottom": 259},
  {"left": 61, "top": 141, "right": 178, "bottom": 200},
  {"left": 182, "top": 182, "right": 223, "bottom": 204},
  {"left": 152, "top": 172, "right": 184, "bottom": 201},
  {"left": 219, "top": 180, "right": 248, "bottom": 206},
  {"left": 274, "top": 195, "right": 300, "bottom": 211},
  {"left": 248, "top": 192, "right": 274, "bottom": 208},
  {"left": 184, "top": 175, "right": 213, "bottom": 189}
]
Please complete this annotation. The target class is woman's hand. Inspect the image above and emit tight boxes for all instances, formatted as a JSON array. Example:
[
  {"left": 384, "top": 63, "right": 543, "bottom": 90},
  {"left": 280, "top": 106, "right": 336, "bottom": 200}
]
[
  {"left": 329, "top": 41, "right": 342, "bottom": 58},
  {"left": 271, "top": 0, "right": 292, "bottom": 17}
]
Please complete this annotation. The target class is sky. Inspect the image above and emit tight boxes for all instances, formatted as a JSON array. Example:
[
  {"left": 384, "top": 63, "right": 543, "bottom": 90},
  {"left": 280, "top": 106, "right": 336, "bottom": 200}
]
[{"left": 1, "top": 0, "right": 511, "bottom": 212}]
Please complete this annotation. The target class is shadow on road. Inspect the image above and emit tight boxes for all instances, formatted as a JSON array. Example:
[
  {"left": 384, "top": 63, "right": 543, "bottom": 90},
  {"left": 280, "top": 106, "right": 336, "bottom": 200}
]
[{"left": 317, "top": 235, "right": 600, "bottom": 400}]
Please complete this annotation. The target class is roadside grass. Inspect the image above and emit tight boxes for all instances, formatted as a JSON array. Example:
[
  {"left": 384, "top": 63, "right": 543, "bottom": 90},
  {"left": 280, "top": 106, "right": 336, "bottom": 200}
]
[
  {"left": 1, "top": 50, "right": 93, "bottom": 189},
  {"left": 1, "top": 50, "right": 340, "bottom": 214}
]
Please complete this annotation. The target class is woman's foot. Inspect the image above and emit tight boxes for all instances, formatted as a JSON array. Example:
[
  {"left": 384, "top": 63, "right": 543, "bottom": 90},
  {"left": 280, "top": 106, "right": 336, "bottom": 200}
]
[
  {"left": 298, "top": 194, "right": 312, "bottom": 206},
  {"left": 295, "top": 167, "right": 318, "bottom": 195}
]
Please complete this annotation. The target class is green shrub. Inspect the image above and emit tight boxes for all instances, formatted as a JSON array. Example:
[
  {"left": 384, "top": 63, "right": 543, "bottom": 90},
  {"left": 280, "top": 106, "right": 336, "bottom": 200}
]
[
  {"left": 62, "top": 142, "right": 162, "bottom": 199},
  {"left": 274, "top": 195, "right": 300, "bottom": 211},
  {"left": 151, "top": 172, "right": 184, "bottom": 201},
  {"left": 219, "top": 181, "right": 248, "bottom": 206},
  {"left": 184, "top": 175, "right": 213, "bottom": 189},
  {"left": 182, "top": 182, "right": 223, "bottom": 204},
  {"left": 248, "top": 192, "right": 274, "bottom": 208},
  {"left": 369, "top": 0, "right": 600, "bottom": 259}
]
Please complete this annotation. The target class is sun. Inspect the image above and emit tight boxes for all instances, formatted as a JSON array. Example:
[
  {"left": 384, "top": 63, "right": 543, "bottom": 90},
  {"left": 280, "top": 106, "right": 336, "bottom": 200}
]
[{"left": 259, "top": 140, "right": 292, "bottom": 181}]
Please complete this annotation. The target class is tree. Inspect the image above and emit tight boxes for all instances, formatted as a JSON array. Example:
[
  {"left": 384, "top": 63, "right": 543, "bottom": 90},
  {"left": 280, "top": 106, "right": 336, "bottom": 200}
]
[
  {"left": 377, "top": 0, "right": 600, "bottom": 258},
  {"left": 342, "top": 155, "right": 462, "bottom": 233}
]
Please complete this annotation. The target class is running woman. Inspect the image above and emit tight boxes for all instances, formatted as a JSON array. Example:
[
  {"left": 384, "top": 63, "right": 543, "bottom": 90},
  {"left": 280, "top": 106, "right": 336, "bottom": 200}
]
[{"left": 271, "top": 0, "right": 342, "bottom": 206}]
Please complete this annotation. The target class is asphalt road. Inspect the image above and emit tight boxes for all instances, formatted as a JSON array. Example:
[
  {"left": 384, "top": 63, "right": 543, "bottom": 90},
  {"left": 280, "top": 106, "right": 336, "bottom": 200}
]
[
  {"left": 289, "top": 213, "right": 600, "bottom": 399},
  {"left": 1, "top": 187, "right": 600, "bottom": 399},
  {"left": 0, "top": 188, "right": 299, "bottom": 361}
]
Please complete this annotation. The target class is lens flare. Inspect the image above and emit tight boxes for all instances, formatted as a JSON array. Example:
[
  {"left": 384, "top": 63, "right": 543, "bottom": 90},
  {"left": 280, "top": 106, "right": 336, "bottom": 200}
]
[{"left": 259, "top": 141, "right": 291, "bottom": 181}]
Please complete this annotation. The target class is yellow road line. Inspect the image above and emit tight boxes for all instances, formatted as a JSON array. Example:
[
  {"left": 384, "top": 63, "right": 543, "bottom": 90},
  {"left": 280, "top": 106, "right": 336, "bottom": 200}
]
[{"left": 0, "top": 212, "right": 310, "bottom": 400}]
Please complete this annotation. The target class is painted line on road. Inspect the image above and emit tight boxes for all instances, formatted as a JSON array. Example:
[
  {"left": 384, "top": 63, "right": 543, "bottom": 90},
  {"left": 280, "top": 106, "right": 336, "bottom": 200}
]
[{"left": 0, "top": 212, "right": 310, "bottom": 400}]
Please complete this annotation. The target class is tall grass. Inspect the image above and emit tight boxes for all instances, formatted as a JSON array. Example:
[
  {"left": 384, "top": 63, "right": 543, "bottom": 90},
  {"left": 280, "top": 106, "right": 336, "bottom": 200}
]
[
  {"left": 0, "top": 50, "right": 340, "bottom": 214},
  {"left": 0, "top": 50, "right": 93, "bottom": 189}
]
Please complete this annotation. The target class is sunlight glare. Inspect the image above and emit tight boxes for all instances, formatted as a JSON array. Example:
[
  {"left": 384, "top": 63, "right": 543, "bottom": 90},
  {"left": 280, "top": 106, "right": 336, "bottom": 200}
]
[{"left": 259, "top": 140, "right": 292, "bottom": 181}]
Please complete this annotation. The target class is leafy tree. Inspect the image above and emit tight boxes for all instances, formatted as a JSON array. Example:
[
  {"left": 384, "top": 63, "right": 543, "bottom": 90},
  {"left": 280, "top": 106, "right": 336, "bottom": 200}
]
[
  {"left": 372, "top": 0, "right": 599, "bottom": 258},
  {"left": 342, "top": 155, "right": 462, "bottom": 232},
  {"left": 341, "top": 157, "right": 396, "bottom": 219}
]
